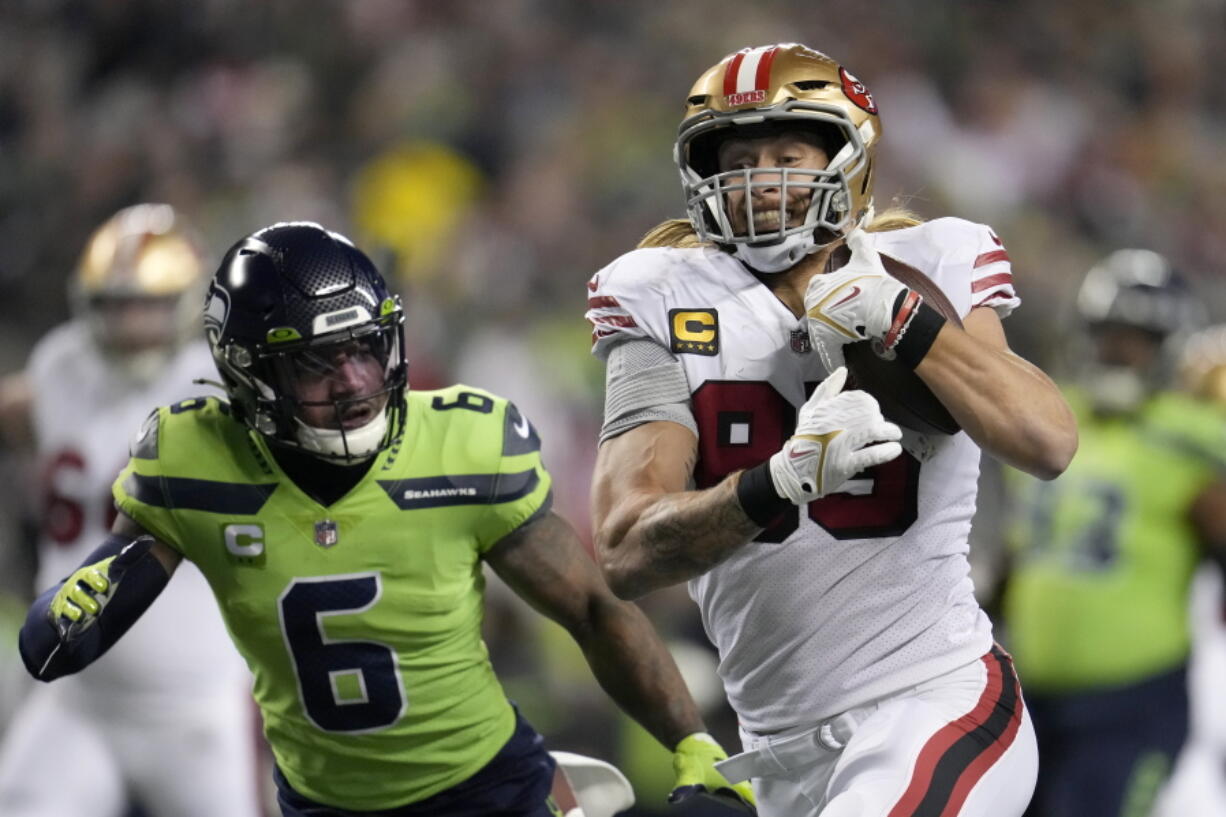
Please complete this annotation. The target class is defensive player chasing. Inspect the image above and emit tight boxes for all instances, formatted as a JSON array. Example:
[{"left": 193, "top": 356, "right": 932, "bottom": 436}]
[
  {"left": 587, "top": 44, "right": 1077, "bottom": 816},
  {"left": 0, "top": 204, "right": 259, "bottom": 817},
  {"left": 17, "top": 222, "right": 753, "bottom": 816},
  {"left": 1002, "top": 254, "right": 1226, "bottom": 817}
]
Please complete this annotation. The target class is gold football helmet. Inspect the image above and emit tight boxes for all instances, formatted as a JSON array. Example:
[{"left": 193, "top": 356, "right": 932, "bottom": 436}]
[
  {"left": 675, "top": 43, "right": 882, "bottom": 272},
  {"left": 1178, "top": 324, "right": 1226, "bottom": 409},
  {"left": 71, "top": 204, "right": 208, "bottom": 382}
]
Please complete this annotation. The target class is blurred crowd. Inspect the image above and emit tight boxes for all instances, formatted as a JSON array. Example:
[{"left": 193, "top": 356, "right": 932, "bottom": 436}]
[{"left": 0, "top": 0, "right": 1223, "bottom": 814}]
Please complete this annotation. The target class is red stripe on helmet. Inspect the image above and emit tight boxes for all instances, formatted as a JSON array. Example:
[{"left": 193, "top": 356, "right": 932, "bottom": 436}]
[
  {"left": 754, "top": 46, "right": 780, "bottom": 91},
  {"left": 724, "top": 50, "right": 748, "bottom": 96}
]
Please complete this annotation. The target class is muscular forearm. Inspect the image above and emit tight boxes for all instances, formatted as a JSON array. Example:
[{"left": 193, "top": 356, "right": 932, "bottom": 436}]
[
  {"left": 574, "top": 595, "right": 705, "bottom": 748},
  {"left": 917, "top": 327, "right": 1077, "bottom": 479},
  {"left": 598, "top": 476, "right": 760, "bottom": 599}
]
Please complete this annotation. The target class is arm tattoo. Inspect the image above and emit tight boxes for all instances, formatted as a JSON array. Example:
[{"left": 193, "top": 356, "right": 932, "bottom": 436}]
[{"left": 636, "top": 477, "right": 761, "bottom": 586}]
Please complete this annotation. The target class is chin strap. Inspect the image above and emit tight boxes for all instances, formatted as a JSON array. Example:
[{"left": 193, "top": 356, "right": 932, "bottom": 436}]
[
  {"left": 732, "top": 233, "right": 820, "bottom": 273},
  {"left": 295, "top": 411, "right": 388, "bottom": 460}
]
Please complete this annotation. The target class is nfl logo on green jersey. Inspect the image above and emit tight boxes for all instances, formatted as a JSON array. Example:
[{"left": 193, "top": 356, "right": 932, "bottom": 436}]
[{"left": 314, "top": 519, "right": 339, "bottom": 548}]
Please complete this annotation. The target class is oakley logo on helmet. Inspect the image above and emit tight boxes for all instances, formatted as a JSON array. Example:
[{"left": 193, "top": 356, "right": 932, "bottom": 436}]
[
  {"left": 312, "top": 307, "right": 371, "bottom": 334},
  {"left": 839, "top": 67, "right": 877, "bottom": 114}
]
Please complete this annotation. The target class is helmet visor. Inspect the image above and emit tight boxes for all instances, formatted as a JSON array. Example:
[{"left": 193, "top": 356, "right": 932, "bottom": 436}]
[{"left": 268, "top": 324, "right": 402, "bottom": 431}]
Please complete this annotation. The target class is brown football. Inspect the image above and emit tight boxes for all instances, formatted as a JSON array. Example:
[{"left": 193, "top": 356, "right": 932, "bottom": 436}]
[{"left": 840, "top": 251, "right": 963, "bottom": 435}]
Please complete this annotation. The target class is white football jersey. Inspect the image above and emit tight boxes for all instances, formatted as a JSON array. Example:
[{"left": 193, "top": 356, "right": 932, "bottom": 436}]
[
  {"left": 587, "top": 218, "right": 1019, "bottom": 732},
  {"left": 26, "top": 322, "right": 248, "bottom": 706}
]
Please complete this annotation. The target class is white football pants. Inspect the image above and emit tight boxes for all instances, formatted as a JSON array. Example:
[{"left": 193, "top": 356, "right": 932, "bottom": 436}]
[{"left": 718, "top": 647, "right": 1037, "bottom": 817}]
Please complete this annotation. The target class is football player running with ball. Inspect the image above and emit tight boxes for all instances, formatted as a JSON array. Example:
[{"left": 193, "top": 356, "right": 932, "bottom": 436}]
[
  {"left": 587, "top": 43, "right": 1077, "bottom": 817},
  {"left": 17, "top": 222, "right": 753, "bottom": 816}
]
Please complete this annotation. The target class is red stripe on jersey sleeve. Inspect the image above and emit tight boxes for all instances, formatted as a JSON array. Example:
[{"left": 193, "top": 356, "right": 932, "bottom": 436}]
[
  {"left": 973, "top": 250, "right": 1010, "bottom": 269},
  {"left": 973, "top": 291, "right": 1015, "bottom": 309},
  {"left": 588, "top": 314, "right": 637, "bottom": 329},
  {"left": 971, "top": 272, "right": 1013, "bottom": 293},
  {"left": 587, "top": 295, "right": 621, "bottom": 309}
]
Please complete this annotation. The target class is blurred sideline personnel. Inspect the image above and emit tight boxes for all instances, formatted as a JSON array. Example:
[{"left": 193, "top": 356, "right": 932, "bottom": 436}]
[
  {"left": 16, "top": 222, "right": 753, "bottom": 816},
  {"left": 586, "top": 43, "right": 1077, "bottom": 817},
  {"left": 1160, "top": 323, "right": 1226, "bottom": 816},
  {"left": 1001, "top": 252, "right": 1226, "bottom": 817},
  {"left": 0, "top": 205, "right": 260, "bottom": 817}
]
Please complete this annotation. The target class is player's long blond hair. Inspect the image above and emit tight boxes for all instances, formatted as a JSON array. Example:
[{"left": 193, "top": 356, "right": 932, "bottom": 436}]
[{"left": 637, "top": 207, "right": 924, "bottom": 250}]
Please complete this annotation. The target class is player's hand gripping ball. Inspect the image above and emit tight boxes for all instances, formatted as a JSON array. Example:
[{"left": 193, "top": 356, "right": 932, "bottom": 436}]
[{"left": 806, "top": 231, "right": 964, "bottom": 434}]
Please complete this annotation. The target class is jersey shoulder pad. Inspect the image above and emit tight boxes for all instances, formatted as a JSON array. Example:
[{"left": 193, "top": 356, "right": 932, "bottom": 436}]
[
  {"left": 411, "top": 385, "right": 544, "bottom": 465},
  {"left": 1145, "top": 393, "right": 1226, "bottom": 469},
  {"left": 115, "top": 396, "right": 274, "bottom": 551},
  {"left": 400, "top": 386, "right": 551, "bottom": 548},
  {"left": 928, "top": 217, "right": 1018, "bottom": 317},
  {"left": 126, "top": 396, "right": 247, "bottom": 472},
  {"left": 876, "top": 219, "right": 1018, "bottom": 320},
  {"left": 586, "top": 248, "right": 707, "bottom": 360}
]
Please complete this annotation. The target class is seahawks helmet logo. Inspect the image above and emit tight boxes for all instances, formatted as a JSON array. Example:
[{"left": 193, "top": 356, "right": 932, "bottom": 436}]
[{"left": 203, "top": 284, "right": 231, "bottom": 346}]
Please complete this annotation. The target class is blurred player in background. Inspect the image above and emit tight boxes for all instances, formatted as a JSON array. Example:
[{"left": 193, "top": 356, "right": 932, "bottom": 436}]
[
  {"left": 16, "top": 222, "right": 752, "bottom": 816},
  {"left": 0, "top": 204, "right": 261, "bottom": 816},
  {"left": 1159, "top": 323, "right": 1226, "bottom": 816},
  {"left": 587, "top": 42, "right": 1077, "bottom": 817},
  {"left": 1001, "top": 251, "right": 1226, "bottom": 817}
]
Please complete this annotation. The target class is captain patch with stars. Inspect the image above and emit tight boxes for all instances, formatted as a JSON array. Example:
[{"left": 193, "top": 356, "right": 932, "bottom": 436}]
[{"left": 668, "top": 308, "right": 719, "bottom": 356}]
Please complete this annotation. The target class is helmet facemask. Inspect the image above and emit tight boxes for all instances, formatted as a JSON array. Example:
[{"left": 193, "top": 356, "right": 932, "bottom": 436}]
[
  {"left": 677, "top": 101, "right": 873, "bottom": 273},
  {"left": 213, "top": 309, "right": 408, "bottom": 463}
]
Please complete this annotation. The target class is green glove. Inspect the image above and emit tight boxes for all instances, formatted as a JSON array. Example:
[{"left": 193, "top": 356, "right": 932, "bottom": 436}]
[
  {"left": 50, "top": 559, "right": 115, "bottom": 626},
  {"left": 48, "top": 537, "right": 154, "bottom": 640},
  {"left": 669, "top": 732, "right": 756, "bottom": 813}
]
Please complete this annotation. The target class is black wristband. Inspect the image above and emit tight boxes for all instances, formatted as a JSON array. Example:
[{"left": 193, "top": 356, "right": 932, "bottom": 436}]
[
  {"left": 888, "top": 290, "right": 947, "bottom": 369},
  {"left": 735, "top": 461, "right": 792, "bottom": 529}
]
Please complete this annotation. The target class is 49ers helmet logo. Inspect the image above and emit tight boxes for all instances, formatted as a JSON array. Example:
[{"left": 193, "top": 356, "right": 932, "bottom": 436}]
[{"left": 839, "top": 67, "right": 877, "bottom": 114}]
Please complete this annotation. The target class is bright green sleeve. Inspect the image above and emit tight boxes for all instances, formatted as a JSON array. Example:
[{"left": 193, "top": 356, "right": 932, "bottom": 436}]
[
  {"left": 472, "top": 397, "right": 554, "bottom": 552},
  {"left": 113, "top": 405, "right": 186, "bottom": 551}
]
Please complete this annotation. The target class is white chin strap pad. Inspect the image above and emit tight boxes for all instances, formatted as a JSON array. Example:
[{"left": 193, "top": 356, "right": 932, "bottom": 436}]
[
  {"left": 295, "top": 411, "right": 388, "bottom": 459},
  {"left": 733, "top": 232, "right": 819, "bottom": 273}
]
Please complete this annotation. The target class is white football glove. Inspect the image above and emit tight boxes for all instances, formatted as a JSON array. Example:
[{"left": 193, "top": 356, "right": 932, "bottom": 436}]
[
  {"left": 768, "top": 367, "right": 903, "bottom": 504},
  {"left": 804, "top": 229, "right": 910, "bottom": 371}
]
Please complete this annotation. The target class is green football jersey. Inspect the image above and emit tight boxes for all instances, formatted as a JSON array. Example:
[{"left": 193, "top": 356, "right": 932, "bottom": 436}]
[
  {"left": 1004, "top": 388, "right": 1226, "bottom": 693},
  {"left": 113, "top": 386, "right": 552, "bottom": 809}
]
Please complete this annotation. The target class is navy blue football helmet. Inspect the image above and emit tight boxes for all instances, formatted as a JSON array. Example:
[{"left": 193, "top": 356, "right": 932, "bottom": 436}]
[
  {"left": 204, "top": 222, "right": 407, "bottom": 461},
  {"left": 1074, "top": 248, "right": 1203, "bottom": 412}
]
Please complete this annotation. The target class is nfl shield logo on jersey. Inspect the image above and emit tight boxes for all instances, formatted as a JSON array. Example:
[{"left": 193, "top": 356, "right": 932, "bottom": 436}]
[
  {"left": 314, "top": 519, "right": 339, "bottom": 548},
  {"left": 790, "top": 328, "right": 812, "bottom": 354}
]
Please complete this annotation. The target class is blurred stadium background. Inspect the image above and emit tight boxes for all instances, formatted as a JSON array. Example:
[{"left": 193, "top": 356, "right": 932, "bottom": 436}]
[{"left": 0, "top": 1, "right": 1222, "bottom": 814}]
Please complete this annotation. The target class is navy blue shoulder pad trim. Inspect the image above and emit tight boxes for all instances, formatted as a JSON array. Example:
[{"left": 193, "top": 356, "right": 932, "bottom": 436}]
[
  {"left": 502, "top": 402, "right": 542, "bottom": 456},
  {"left": 123, "top": 473, "right": 278, "bottom": 515},
  {"left": 378, "top": 469, "right": 539, "bottom": 510}
]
